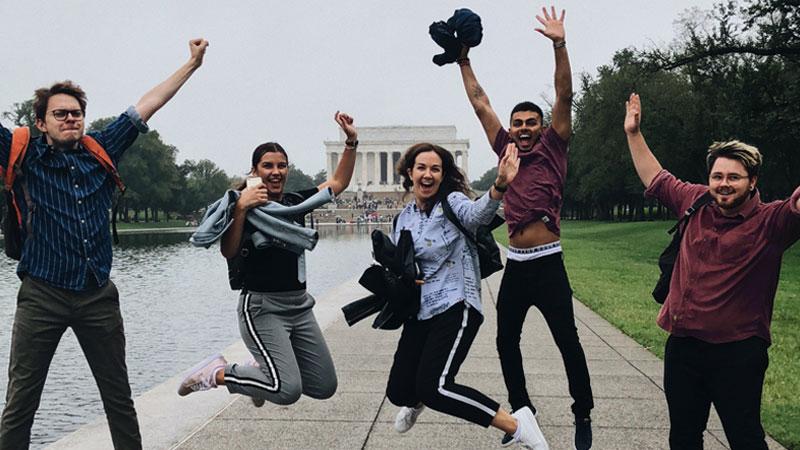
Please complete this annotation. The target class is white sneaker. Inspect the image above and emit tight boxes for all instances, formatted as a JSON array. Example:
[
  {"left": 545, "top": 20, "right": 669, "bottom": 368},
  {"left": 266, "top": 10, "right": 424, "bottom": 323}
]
[
  {"left": 511, "top": 406, "right": 549, "bottom": 450},
  {"left": 394, "top": 405, "right": 425, "bottom": 433},
  {"left": 177, "top": 353, "right": 227, "bottom": 396}
]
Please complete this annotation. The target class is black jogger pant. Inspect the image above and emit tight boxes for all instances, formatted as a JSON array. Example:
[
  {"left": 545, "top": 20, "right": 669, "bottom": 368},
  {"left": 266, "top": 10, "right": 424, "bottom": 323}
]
[
  {"left": 664, "top": 335, "right": 769, "bottom": 450},
  {"left": 386, "top": 302, "right": 500, "bottom": 427},
  {"left": 496, "top": 253, "right": 594, "bottom": 418}
]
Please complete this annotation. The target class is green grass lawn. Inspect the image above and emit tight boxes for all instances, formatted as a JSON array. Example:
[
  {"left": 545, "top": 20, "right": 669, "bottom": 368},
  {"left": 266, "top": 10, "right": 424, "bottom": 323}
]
[{"left": 494, "top": 220, "right": 799, "bottom": 449}]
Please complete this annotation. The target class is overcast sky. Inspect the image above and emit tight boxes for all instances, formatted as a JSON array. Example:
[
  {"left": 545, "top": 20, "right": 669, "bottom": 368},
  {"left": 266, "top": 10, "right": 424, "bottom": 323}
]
[{"left": 0, "top": 0, "right": 717, "bottom": 180}]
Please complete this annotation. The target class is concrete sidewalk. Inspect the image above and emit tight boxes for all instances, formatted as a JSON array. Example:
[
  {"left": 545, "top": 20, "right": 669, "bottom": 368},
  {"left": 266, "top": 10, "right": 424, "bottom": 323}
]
[{"left": 172, "top": 268, "right": 786, "bottom": 450}]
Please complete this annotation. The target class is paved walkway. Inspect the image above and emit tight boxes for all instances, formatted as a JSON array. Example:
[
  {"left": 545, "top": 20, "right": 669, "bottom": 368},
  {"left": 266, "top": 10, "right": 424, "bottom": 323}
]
[{"left": 170, "top": 267, "right": 785, "bottom": 450}]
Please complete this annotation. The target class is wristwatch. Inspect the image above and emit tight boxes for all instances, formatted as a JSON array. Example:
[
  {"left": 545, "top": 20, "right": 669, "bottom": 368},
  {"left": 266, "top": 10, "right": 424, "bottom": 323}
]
[{"left": 345, "top": 139, "right": 359, "bottom": 149}]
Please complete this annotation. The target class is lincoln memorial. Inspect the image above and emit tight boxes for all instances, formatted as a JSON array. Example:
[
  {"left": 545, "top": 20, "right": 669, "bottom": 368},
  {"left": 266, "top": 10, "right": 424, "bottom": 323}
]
[{"left": 324, "top": 125, "right": 469, "bottom": 200}]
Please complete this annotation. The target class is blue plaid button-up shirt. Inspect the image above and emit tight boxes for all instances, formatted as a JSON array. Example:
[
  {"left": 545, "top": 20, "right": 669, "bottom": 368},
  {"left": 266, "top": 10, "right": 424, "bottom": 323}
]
[{"left": 0, "top": 106, "right": 148, "bottom": 290}]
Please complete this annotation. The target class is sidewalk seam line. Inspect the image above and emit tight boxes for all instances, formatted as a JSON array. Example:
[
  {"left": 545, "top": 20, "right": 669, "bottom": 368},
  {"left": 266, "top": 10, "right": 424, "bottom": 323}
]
[
  {"left": 169, "top": 396, "right": 238, "bottom": 449},
  {"left": 360, "top": 395, "right": 387, "bottom": 450}
]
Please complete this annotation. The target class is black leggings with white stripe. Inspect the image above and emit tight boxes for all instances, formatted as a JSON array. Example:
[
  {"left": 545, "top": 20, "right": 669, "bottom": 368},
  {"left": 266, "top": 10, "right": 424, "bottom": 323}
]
[
  {"left": 223, "top": 290, "right": 337, "bottom": 405},
  {"left": 386, "top": 302, "right": 500, "bottom": 427}
]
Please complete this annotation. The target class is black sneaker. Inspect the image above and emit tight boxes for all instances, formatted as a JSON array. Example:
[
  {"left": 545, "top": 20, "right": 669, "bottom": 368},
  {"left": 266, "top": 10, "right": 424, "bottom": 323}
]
[
  {"left": 574, "top": 417, "right": 592, "bottom": 450},
  {"left": 500, "top": 432, "right": 514, "bottom": 447}
]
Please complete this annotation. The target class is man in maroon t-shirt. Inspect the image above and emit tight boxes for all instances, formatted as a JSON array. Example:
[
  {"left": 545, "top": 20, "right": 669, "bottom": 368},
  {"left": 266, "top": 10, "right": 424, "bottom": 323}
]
[
  {"left": 625, "top": 93, "right": 800, "bottom": 449},
  {"left": 457, "top": 7, "right": 593, "bottom": 449}
]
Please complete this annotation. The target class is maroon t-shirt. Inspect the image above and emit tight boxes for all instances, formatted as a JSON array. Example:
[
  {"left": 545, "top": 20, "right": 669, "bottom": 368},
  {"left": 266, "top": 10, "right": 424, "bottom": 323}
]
[
  {"left": 493, "top": 127, "right": 568, "bottom": 236},
  {"left": 646, "top": 170, "right": 800, "bottom": 344}
]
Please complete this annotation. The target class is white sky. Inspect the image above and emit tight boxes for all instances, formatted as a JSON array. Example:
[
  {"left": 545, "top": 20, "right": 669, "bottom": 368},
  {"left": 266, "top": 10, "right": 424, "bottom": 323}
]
[{"left": 0, "top": 1, "right": 716, "bottom": 180}]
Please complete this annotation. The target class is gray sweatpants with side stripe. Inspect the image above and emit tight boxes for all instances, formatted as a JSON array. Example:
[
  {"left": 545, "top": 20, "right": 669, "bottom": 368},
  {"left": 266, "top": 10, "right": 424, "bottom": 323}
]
[{"left": 223, "top": 290, "right": 337, "bottom": 405}]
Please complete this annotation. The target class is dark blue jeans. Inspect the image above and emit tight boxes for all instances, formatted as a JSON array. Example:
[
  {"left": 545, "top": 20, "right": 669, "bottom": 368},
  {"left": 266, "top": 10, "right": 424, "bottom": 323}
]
[
  {"left": 0, "top": 277, "right": 141, "bottom": 450},
  {"left": 496, "top": 253, "right": 594, "bottom": 418},
  {"left": 665, "top": 335, "right": 769, "bottom": 450}
]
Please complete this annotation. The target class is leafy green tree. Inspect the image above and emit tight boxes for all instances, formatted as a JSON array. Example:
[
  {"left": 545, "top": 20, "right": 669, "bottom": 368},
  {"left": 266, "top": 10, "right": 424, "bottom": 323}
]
[
  {"left": 568, "top": 50, "right": 702, "bottom": 219},
  {"left": 471, "top": 167, "right": 497, "bottom": 191},
  {"left": 313, "top": 169, "right": 327, "bottom": 186},
  {"left": 646, "top": 0, "right": 800, "bottom": 71},
  {"left": 2, "top": 99, "right": 39, "bottom": 136},
  {"left": 642, "top": 0, "right": 800, "bottom": 201},
  {"left": 89, "top": 117, "right": 180, "bottom": 222},
  {"left": 284, "top": 164, "right": 315, "bottom": 192},
  {"left": 178, "top": 159, "right": 232, "bottom": 217}
]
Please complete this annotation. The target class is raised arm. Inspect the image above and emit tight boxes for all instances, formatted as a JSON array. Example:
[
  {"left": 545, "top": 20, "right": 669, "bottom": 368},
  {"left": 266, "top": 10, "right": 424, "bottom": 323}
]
[
  {"left": 134, "top": 39, "right": 208, "bottom": 123},
  {"left": 535, "top": 6, "right": 572, "bottom": 140},
  {"left": 318, "top": 111, "right": 357, "bottom": 196},
  {"left": 458, "top": 47, "right": 503, "bottom": 147},
  {"left": 624, "top": 93, "right": 663, "bottom": 188}
]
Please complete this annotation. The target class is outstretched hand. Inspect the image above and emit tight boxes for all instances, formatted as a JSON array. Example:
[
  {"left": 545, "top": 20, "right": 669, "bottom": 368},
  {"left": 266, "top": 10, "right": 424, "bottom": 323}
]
[
  {"left": 335, "top": 111, "right": 357, "bottom": 141},
  {"left": 534, "top": 6, "right": 566, "bottom": 43},
  {"left": 189, "top": 38, "right": 209, "bottom": 68},
  {"left": 496, "top": 143, "right": 521, "bottom": 188},
  {"left": 624, "top": 93, "right": 642, "bottom": 135}
]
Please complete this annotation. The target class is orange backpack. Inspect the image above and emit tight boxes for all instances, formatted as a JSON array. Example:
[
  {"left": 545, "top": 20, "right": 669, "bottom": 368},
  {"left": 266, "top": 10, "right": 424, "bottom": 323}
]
[{"left": 1, "top": 127, "right": 126, "bottom": 260}]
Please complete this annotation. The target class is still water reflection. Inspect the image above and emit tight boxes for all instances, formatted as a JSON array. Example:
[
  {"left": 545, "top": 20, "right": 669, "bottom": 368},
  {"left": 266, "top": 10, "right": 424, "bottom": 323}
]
[{"left": 0, "top": 224, "right": 387, "bottom": 448}]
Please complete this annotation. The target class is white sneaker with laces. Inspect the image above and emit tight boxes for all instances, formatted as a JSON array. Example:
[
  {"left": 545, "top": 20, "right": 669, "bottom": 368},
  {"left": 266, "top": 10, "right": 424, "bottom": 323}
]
[
  {"left": 512, "top": 406, "right": 549, "bottom": 450},
  {"left": 394, "top": 405, "right": 425, "bottom": 433},
  {"left": 177, "top": 353, "right": 227, "bottom": 396}
]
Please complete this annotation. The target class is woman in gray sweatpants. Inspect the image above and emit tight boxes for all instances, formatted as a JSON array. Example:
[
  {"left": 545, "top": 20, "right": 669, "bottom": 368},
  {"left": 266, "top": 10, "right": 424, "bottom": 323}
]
[{"left": 177, "top": 112, "right": 358, "bottom": 405}]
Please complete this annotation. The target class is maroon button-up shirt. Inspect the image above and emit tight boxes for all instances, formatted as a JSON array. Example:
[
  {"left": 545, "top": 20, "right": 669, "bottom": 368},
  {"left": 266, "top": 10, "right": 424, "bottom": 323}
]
[
  {"left": 493, "top": 127, "right": 568, "bottom": 237},
  {"left": 646, "top": 170, "right": 800, "bottom": 344}
]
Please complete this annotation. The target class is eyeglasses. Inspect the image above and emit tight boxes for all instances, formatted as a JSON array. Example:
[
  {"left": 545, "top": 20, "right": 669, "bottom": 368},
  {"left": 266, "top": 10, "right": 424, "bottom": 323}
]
[{"left": 50, "top": 109, "right": 84, "bottom": 121}]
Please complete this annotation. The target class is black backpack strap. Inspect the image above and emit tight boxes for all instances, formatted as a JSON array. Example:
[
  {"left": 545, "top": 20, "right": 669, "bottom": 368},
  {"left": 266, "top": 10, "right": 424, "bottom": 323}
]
[
  {"left": 667, "top": 192, "right": 713, "bottom": 235},
  {"left": 439, "top": 193, "right": 478, "bottom": 246}
]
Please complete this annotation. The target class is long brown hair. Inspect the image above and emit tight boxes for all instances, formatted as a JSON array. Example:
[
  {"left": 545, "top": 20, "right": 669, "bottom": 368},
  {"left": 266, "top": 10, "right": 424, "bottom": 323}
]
[{"left": 397, "top": 143, "right": 472, "bottom": 205}]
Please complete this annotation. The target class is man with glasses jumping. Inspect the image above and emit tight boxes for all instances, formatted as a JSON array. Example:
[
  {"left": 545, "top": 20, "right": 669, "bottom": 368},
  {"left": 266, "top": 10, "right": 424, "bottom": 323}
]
[{"left": 0, "top": 38, "right": 208, "bottom": 450}]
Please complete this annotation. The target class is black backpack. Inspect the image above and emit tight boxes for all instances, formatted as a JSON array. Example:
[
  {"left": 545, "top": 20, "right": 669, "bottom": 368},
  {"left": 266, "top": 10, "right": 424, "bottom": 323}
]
[
  {"left": 440, "top": 194, "right": 505, "bottom": 279},
  {"left": 652, "top": 192, "right": 713, "bottom": 303}
]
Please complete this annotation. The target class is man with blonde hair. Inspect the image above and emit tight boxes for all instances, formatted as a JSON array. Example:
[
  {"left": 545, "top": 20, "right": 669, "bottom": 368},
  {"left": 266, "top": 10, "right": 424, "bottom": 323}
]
[{"left": 624, "top": 93, "right": 800, "bottom": 449}]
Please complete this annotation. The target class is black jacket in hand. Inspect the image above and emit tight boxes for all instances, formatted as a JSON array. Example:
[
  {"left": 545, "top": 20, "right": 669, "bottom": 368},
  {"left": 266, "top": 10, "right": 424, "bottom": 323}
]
[
  {"left": 429, "top": 8, "right": 483, "bottom": 66},
  {"left": 341, "top": 229, "right": 420, "bottom": 330}
]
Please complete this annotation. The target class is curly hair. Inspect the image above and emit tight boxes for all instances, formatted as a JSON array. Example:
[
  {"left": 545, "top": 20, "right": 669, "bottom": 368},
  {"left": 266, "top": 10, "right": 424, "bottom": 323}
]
[{"left": 33, "top": 80, "right": 87, "bottom": 121}]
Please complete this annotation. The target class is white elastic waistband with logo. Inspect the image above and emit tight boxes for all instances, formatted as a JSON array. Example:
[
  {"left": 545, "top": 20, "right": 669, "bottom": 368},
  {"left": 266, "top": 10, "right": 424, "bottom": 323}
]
[{"left": 507, "top": 241, "right": 562, "bottom": 262}]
